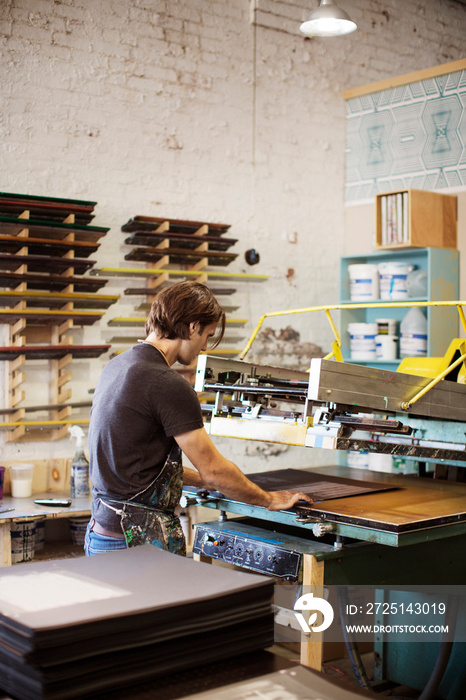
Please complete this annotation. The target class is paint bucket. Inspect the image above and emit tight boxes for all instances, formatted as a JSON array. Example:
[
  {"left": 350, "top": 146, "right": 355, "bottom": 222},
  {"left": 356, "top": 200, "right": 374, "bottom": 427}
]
[
  {"left": 8, "top": 464, "right": 35, "bottom": 498},
  {"left": 35, "top": 519, "right": 46, "bottom": 552},
  {"left": 347, "top": 323, "right": 378, "bottom": 360},
  {"left": 378, "top": 262, "right": 414, "bottom": 300},
  {"left": 348, "top": 264, "right": 379, "bottom": 301},
  {"left": 375, "top": 335, "right": 398, "bottom": 360},
  {"left": 11, "top": 520, "right": 36, "bottom": 563},
  {"left": 69, "top": 517, "right": 89, "bottom": 546},
  {"left": 0, "top": 466, "right": 5, "bottom": 499},
  {"left": 375, "top": 318, "right": 398, "bottom": 336}
]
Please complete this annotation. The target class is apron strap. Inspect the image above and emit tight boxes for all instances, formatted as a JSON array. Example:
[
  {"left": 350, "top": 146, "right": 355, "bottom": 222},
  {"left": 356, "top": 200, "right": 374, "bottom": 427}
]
[{"left": 99, "top": 498, "right": 125, "bottom": 516}]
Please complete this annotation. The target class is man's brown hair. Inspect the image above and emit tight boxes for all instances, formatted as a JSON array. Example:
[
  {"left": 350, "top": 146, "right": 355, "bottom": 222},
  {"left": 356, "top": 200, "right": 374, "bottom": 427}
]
[{"left": 145, "top": 281, "right": 226, "bottom": 347}]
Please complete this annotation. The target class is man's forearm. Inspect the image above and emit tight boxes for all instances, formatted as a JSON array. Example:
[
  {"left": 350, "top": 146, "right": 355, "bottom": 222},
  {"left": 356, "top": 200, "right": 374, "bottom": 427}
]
[
  {"left": 183, "top": 461, "right": 270, "bottom": 506},
  {"left": 198, "top": 458, "right": 272, "bottom": 508},
  {"left": 176, "top": 428, "right": 311, "bottom": 512},
  {"left": 178, "top": 431, "right": 272, "bottom": 507},
  {"left": 182, "top": 466, "right": 211, "bottom": 489}
]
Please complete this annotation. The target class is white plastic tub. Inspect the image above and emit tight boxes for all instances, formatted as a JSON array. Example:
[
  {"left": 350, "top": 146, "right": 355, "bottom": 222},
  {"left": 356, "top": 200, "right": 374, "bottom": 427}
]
[
  {"left": 378, "top": 262, "right": 413, "bottom": 300},
  {"left": 348, "top": 322, "right": 378, "bottom": 360},
  {"left": 348, "top": 264, "right": 379, "bottom": 301}
]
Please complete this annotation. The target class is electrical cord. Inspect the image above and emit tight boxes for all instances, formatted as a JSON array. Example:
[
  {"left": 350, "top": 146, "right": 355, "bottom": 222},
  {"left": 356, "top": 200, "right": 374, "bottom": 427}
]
[
  {"left": 337, "top": 587, "right": 372, "bottom": 689},
  {"left": 416, "top": 595, "right": 459, "bottom": 700},
  {"left": 337, "top": 590, "right": 459, "bottom": 700}
]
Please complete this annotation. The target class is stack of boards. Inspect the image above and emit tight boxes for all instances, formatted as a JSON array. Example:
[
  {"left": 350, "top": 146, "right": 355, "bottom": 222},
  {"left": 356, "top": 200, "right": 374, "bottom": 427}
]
[
  {"left": 0, "top": 545, "right": 273, "bottom": 700},
  {"left": 122, "top": 215, "right": 238, "bottom": 267}
]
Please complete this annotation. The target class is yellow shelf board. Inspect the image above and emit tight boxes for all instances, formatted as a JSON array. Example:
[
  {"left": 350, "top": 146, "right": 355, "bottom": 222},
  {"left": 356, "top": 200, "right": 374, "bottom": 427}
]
[
  {"left": 108, "top": 317, "right": 248, "bottom": 327},
  {"left": 0, "top": 419, "right": 90, "bottom": 429},
  {"left": 200, "top": 349, "right": 240, "bottom": 355},
  {"left": 111, "top": 348, "right": 241, "bottom": 356},
  {"left": 0, "top": 308, "right": 103, "bottom": 319},
  {"left": 91, "top": 267, "right": 268, "bottom": 281},
  {"left": 0, "top": 290, "right": 120, "bottom": 303}
]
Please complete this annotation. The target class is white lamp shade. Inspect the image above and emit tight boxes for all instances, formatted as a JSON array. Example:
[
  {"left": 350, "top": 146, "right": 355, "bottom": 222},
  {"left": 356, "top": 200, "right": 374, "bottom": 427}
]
[{"left": 300, "top": 0, "right": 357, "bottom": 37}]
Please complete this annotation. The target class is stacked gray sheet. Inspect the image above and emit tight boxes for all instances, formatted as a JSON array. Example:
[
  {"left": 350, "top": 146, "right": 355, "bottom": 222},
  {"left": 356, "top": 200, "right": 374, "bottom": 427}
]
[{"left": 0, "top": 545, "right": 274, "bottom": 699}]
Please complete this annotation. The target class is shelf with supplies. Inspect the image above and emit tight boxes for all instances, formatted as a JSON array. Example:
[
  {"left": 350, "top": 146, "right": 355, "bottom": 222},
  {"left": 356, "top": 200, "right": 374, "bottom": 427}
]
[
  {"left": 376, "top": 189, "right": 457, "bottom": 249},
  {"left": 339, "top": 247, "right": 459, "bottom": 370}
]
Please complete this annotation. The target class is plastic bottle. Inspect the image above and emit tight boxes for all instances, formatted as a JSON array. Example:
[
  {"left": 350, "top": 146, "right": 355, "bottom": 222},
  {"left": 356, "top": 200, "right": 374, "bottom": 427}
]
[
  {"left": 400, "top": 307, "right": 427, "bottom": 358},
  {"left": 69, "top": 425, "right": 90, "bottom": 498}
]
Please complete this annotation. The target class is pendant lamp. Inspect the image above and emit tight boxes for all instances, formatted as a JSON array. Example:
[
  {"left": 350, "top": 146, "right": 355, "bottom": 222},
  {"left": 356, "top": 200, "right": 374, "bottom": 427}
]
[{"left": 300, "top": 0, "right": 357, "bottom": 37}]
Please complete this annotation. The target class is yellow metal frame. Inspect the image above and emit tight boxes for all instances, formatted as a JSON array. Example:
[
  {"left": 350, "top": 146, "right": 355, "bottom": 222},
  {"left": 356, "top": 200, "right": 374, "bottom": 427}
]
[
  {"left": 399, "top": 339, "right": 466, "bottom": 410},
  {"left": 241, "top": 300, "right": 466, "bottom": 360},
  {"left": 240, "top": 300, "right": 466, "bottom": 410}
]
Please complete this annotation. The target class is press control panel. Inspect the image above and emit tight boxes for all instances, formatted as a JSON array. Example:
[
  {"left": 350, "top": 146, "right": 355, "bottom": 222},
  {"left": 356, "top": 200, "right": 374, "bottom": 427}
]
[{"left": 192, "top": 522, "right": 302, "bottom": 582}]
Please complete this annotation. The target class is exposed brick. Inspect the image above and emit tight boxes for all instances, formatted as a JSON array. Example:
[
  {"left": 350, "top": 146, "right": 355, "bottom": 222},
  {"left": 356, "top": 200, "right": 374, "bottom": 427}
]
[
  {"left": 0, "top": 19, "right": 13, "bottom": 36},
  {"left": 50, "top": 2, "right": 88, "bottom": 22}
]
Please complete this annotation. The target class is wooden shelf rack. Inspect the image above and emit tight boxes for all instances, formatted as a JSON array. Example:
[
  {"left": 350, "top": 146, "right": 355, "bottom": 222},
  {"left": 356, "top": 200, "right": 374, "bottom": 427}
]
[{"left": 0, "top": 192, "right": 114, "bottom": 441}]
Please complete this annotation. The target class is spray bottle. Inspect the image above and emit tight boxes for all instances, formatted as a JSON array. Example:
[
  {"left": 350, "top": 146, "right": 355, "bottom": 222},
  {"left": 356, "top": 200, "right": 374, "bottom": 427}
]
[{"left": 69, "top": 425, "right": 90, "bottom": 498}]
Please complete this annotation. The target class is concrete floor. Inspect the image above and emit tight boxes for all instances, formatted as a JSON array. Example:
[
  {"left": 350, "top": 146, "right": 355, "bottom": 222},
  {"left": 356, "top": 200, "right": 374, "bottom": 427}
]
[{"left": 269, "top": 645, "right": 420, "bottom": 699}]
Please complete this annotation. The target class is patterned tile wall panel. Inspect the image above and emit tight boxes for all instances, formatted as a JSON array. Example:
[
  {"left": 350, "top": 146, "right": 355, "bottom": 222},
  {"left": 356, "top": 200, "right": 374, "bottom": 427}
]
[{"left": 345, "top": 69, "right": 466, "bottom": 203}]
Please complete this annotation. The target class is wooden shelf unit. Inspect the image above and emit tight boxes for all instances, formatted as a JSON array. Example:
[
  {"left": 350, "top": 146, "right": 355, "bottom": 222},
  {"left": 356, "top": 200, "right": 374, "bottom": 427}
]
[
  {"left": 375, "top": 189, "right": 457, "bottom": 249},
  {"left": 0, "top": 193, "right": 113, "bottom": 441}
]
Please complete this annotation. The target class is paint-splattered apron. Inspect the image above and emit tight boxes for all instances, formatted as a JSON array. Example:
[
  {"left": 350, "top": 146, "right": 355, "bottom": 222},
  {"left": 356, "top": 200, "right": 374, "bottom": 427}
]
[{"left": 101, "top": 444, "right": 186, "bottom": 556}]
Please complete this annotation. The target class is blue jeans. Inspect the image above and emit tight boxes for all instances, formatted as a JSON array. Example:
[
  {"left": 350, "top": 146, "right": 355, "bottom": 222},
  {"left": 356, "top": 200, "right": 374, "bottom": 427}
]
[{"left": 84, "top": 521, "right": 127, "bottom": 556}]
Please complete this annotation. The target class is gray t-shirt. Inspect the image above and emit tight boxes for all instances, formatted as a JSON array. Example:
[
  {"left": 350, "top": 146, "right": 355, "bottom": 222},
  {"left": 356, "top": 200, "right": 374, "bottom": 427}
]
[{"left": 89, "top": 343, "right": 204, "bottom": 531}]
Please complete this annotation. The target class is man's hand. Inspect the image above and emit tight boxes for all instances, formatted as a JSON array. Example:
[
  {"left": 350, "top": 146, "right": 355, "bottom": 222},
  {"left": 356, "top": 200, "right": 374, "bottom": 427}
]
[{"left": 267, "top": 490, "right": 313, "bottom": 511}]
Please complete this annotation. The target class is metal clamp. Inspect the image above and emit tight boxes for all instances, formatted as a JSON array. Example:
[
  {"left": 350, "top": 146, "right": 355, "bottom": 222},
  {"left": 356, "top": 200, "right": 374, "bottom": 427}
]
[{"left": 295, "top": 514, "right": 317, "bottom": 524}]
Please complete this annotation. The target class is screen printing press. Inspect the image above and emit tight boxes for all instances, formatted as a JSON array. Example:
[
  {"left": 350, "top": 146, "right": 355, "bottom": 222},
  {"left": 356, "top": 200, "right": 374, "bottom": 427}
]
[{"left": 184, "top": 354, "right": 466, "bottom": 696}]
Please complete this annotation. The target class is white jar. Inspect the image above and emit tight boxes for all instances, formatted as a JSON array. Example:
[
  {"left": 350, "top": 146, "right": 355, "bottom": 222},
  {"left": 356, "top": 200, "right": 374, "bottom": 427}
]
[
  {"left": 376, "top": 335, "right": 398, "bottom": 360},
  {"left": 8, "top": 463, "right": 35, "bottom": 498}
]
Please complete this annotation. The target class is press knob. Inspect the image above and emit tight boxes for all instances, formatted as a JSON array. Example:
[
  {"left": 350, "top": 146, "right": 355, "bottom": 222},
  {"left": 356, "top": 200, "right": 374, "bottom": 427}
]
[
  {"left": 179, "top": 495, "right": 199, "bottom": 508},
  {"left": 312, "top": 522, "right": 334, "bottom": 537}
]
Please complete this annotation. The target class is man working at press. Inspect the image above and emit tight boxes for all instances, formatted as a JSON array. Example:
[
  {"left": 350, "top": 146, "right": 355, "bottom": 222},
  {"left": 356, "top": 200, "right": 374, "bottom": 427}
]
[{"left": 85, "top": 281, "right": 312, "bottom": 556}]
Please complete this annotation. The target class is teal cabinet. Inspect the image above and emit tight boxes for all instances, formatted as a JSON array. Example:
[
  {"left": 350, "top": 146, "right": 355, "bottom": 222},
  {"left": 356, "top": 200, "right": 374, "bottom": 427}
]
[{"left": 339, "top": 248, "right": 459, "bottom": 370}]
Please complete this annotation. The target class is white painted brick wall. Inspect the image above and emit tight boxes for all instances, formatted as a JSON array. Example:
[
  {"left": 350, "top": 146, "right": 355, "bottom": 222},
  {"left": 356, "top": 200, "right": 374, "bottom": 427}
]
[{"left": 0, "top": 0, "right": 465, "bottom": 470}]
